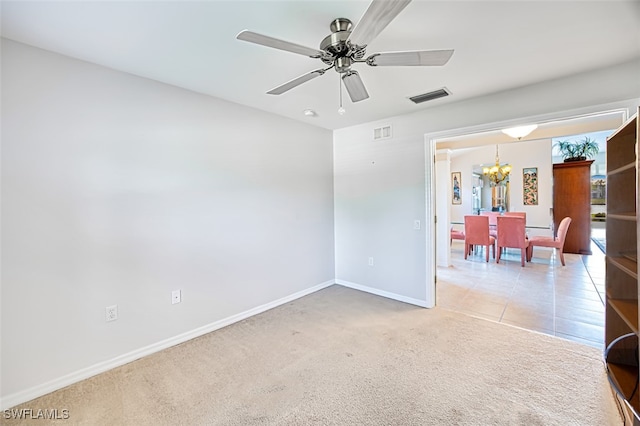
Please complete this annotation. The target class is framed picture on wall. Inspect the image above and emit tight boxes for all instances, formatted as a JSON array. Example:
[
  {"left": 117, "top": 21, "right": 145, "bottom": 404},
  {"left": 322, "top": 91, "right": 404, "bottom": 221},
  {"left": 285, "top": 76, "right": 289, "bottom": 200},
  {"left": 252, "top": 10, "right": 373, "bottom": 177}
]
[
  {"left": 452, "top": 172, "right": 462, "bottom": 204},
  {"left": 523, "top": 167, "right": 538, "bottom": 205}
]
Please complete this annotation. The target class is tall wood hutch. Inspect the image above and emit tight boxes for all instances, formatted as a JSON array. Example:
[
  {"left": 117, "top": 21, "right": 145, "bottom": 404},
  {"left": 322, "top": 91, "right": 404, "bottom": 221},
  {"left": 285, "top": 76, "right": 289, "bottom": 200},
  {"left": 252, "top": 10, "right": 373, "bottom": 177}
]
[{"left": 552, "top": 160, "right": 594, "bottom": 255}]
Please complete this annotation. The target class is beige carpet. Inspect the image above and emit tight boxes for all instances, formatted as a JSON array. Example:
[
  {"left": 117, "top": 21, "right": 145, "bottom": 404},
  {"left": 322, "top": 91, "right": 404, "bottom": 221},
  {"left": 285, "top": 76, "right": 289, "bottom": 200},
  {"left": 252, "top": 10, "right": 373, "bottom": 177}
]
[{"left": 2, "top": 285, "right": 621, "bottom": 425}]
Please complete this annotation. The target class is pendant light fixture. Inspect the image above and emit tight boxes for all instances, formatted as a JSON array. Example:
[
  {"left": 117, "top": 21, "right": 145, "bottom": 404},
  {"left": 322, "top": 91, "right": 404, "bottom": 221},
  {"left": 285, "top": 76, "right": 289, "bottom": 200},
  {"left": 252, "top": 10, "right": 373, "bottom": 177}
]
[
  {"left": 501, "top": 124, "right": 538, "bottom": 140},
  {"left": 483, "top": 144, "right": 511, "bottom": 185}
]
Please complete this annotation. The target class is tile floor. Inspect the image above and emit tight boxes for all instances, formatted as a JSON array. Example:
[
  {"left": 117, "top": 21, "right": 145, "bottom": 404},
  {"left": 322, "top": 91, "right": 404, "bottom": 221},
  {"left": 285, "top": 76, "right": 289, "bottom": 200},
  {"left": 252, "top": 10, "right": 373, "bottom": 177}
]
[{"left": 437, "top": 239, "right": 606, "bottom": 350}]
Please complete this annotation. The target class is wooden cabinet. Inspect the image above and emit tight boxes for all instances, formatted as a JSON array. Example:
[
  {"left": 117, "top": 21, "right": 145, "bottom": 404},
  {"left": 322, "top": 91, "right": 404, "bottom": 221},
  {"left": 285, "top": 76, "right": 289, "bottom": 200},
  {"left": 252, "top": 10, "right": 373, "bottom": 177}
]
[
  {"left": 552, "top": 160, "right": 594, "bottom": 254},
  {"left": 604, "top": 109, "right": 639, "bottom": 423}
]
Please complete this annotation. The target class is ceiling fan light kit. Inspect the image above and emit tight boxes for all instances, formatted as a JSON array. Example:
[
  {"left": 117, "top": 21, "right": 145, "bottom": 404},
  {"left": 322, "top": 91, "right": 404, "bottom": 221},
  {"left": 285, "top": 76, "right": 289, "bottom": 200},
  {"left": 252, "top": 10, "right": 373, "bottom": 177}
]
[
  {"left": 236, "top": 0, "right": 454, "bottom": 107},
  {"left": 342, "top": 70, "right": 369, "bottom": 103}
]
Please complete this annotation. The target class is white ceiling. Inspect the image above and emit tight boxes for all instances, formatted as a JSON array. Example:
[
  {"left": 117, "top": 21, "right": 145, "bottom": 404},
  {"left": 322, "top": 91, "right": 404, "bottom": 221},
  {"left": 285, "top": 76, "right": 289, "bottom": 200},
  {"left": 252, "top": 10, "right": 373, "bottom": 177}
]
[{"left": 2, "top": 1, "right": 639, "bottom": 130}]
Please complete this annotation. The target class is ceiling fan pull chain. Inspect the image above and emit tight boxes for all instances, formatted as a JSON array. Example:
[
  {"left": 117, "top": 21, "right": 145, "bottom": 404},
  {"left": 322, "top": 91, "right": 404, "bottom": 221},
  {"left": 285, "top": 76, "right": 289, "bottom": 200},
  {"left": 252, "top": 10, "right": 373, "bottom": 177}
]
[{"left": 338, "top": 75, "right": 346, "bottom": 115}]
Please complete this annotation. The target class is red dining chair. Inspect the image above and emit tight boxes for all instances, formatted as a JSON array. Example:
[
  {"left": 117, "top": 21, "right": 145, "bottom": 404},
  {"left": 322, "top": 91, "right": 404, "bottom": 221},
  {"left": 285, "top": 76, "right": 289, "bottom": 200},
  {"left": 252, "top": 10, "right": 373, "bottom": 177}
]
[
  {"left": 504, "top": 212, "right": 528, "bottom": 238},
  {"left": 496, "top": 216, "right": 529, "bottom": 267},
  {"left": 527, "top": 217, "right": 572, "bottom": 266},
  {"left": 464, "top": 215, "right": 495, "bottom": 262},
  {"left": 480, "top": 211, "right": 499, "bottom": 239},
  {"left": 450, "top": 226, "right": 465, "bottom": 244},
  {"left": 504, "top": 212, "right": 526, "bottom": 220}
]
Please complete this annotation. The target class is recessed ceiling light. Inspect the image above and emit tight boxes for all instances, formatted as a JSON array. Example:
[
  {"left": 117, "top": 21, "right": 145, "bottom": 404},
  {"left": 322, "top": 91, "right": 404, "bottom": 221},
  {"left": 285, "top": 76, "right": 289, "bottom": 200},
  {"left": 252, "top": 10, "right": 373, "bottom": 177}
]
[{"left": 303, "top": 109, "right": 317, "bottom": 117}]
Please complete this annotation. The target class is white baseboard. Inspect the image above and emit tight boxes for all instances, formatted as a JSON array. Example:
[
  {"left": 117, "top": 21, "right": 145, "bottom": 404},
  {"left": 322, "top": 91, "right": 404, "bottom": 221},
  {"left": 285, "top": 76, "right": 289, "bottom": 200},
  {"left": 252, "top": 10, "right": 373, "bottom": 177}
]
[
  {"left": 335, "top": 279, "right": 430, "bottom": 308},
  {"left": 0, "top": 280, "right": 335, "bottom": 410}
]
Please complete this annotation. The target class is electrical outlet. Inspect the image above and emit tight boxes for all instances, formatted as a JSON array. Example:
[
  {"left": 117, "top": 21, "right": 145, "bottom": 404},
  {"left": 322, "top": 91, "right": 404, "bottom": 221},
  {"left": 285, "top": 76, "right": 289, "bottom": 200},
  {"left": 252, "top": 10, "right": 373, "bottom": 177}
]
[
  {"left": 368, "top": 257, "right": 374, "bottom": 266},
  {"left": 414, "top": 220, "right": 421, "bottom": 230},
  {"left": 105, "top": 305, "right": 118, "bottom": 322},
  {"left": 172, "top": 290, "right": 181, "bottom": 305}
]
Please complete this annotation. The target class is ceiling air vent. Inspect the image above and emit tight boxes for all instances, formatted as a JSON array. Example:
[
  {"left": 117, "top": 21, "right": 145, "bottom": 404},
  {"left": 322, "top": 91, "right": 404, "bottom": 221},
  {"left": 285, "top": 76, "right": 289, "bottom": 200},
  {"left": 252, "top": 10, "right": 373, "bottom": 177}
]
[
  {"left": 373, "top": 125, "right": 392, "bottom": 140},
  {"left": 409, "top": 87, "right": 450, "bottom": 104}
]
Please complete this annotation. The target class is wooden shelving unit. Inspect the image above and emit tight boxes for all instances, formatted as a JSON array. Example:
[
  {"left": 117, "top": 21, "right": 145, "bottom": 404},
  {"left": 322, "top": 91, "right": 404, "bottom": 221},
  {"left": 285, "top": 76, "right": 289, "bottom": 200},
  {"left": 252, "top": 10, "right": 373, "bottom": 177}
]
[{"left": 605, "top": 108, "right": 639, "bottom": 424}]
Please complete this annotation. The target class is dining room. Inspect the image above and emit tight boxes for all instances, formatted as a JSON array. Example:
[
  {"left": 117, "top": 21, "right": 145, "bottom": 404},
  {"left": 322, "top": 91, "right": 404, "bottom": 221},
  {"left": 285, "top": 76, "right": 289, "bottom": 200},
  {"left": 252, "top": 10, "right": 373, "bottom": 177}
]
[{"left": 434, "top": 112, "right": 621, "bottom": 350}]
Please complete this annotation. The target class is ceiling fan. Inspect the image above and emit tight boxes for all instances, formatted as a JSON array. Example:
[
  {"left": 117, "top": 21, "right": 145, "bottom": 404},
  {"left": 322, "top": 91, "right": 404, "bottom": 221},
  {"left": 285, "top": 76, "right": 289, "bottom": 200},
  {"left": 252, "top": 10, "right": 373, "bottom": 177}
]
[{"left": 236, "top": 0, "right": 454, "bottom": 103}]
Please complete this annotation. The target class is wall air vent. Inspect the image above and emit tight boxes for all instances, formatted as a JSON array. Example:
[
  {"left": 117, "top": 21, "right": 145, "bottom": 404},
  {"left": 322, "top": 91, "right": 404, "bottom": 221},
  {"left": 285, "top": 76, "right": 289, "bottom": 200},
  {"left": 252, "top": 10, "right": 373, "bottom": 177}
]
[
  {"left": 409, "top": 88, "right": 450, "bottom": 104},
  {"left": 373, "top": 125, "right": 392, "bottom": 140}
]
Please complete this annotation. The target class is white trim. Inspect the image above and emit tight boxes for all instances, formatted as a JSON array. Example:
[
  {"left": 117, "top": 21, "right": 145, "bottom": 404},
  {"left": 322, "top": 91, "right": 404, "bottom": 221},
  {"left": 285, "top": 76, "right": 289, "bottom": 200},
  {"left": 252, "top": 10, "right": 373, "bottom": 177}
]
[
  {"left": 423, "top": 137, "right": 436, "bottom": 308},
  {"left": 427, "top": 102, "right": 631, "bottom": 142},
  {"left": 0, "top": 280, "right": 335, "bottom": 410},
  {"left": 434, "top": 149, "right": 453, "bottom": 268},
  {"left": 335, "top": 279, "right": 429, "bottom": 308}
]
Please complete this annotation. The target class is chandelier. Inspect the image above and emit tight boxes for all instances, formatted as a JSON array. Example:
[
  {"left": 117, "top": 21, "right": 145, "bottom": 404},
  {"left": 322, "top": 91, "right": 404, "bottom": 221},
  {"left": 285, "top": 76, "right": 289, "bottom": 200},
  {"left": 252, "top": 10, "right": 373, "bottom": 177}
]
[{"left": 483, "top": 145, "right": 511, "bottom": 185}]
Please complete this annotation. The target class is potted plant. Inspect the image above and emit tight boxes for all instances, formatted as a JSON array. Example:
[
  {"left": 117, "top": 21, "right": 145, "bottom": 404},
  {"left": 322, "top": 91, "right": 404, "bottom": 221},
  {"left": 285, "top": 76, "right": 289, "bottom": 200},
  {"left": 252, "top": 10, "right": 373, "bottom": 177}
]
[{"left": 554, "top": 137, "right": 599, "bottom": 162}]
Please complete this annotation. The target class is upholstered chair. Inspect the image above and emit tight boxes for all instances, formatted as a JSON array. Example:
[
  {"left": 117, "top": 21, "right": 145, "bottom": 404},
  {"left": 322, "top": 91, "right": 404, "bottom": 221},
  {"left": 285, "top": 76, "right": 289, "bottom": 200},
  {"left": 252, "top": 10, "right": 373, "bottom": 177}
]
[
  {"left": 527, "top": 217, "right": 572, "bottom": 266},
  {"left": 464, "top": 215, "right": 495, "bottom": 262},
  {"left": 496, "top": 216, "right": 529, "bottom": 267},
  {"left": 450, "top": 227, "right": 465, "bottom": 244},
  {"left": 503, "top": 212, "right": 526, "bottom": 220},
  {"left": 480, "top": 211, "right": 500, "bottom": 239}
]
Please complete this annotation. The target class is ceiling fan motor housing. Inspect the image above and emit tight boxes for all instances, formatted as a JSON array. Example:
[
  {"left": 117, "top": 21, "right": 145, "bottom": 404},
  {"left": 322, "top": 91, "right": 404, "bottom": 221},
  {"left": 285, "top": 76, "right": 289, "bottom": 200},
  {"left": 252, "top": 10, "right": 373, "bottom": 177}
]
[
  {"left": 320, "top": 29, "right": 351, "bottom": 56},
  {"left": 320, "top": 18, "right": 366, "bottom": 71}
]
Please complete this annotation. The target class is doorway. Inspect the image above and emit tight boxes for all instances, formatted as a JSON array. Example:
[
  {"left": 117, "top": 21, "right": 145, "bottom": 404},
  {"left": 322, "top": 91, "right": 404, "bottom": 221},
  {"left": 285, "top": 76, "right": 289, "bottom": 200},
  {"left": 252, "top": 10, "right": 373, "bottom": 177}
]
[{"left": 426, "top": 108, "right": 628, "bottom": 348}]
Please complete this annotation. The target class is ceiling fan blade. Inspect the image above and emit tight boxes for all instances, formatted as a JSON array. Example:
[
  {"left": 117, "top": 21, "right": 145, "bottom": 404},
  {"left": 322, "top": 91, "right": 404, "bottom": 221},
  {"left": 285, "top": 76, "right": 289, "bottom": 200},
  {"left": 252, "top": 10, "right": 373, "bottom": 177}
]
[
  {"left": 367, "top": 49, "right": 454, "bottom": 66},
  {"left": 348, "top": 0, "right": 412, "bottom": 47},
  {"left": 237, "top": 30, "right": 324, "bottom": 58},
  {"left": 267, "top": 69, "right": 326, "bottom": 95},
  {"left": 342, "top": 71, "right": 369, "bottom": 103}
]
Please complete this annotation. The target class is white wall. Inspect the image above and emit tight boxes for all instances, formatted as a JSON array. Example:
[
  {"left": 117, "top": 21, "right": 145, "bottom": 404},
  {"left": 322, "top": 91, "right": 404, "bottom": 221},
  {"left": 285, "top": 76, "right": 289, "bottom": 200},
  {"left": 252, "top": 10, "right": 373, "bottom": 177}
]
[
  {"left": 1, "top": 39, "right": 335, "bottom": 404},
  {"left": 334, "top": 57, "right": 640, "bottom": 300},
  {"left": 450, "top": 139, "right": 554, "bottom": 231},
  {"left": 333, "top": 132, "right": 428, "bottom": 303}
]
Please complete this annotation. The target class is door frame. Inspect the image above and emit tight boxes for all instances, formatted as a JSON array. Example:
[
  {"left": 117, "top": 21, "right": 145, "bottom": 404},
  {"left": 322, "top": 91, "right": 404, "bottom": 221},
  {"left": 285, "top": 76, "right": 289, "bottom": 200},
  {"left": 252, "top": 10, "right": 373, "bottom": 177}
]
[{"left": 423, "top": 103, "right": 630, "bottom": 306}]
